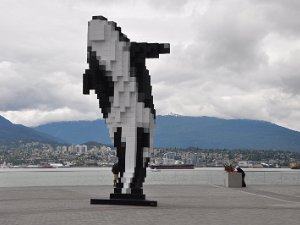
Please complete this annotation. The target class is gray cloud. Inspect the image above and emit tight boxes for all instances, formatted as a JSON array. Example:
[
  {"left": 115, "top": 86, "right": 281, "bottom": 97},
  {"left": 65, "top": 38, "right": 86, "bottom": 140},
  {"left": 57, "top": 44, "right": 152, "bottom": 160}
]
[{"left": 1, "top": 0, "right": 300, "bottom": 132}]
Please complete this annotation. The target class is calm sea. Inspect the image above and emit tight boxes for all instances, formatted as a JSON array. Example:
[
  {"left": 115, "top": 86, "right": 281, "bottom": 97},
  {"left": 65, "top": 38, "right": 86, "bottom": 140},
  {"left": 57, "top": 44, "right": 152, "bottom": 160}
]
[{"left": 0, "top": 167, "right": 299, "bottom": 187}]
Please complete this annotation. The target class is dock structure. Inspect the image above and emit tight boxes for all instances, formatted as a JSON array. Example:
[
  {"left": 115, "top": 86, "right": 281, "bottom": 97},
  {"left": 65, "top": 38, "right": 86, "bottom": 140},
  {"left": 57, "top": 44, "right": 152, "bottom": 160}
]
[{"left": 0, "top": 184, "right": 299, "bottom": 225}]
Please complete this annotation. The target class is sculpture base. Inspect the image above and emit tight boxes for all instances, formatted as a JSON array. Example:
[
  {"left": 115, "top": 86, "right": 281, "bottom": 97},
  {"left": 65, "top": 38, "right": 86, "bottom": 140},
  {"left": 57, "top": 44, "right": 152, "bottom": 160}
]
[{"left": 90, "top": 198, "right": 157, "bottom": 207}]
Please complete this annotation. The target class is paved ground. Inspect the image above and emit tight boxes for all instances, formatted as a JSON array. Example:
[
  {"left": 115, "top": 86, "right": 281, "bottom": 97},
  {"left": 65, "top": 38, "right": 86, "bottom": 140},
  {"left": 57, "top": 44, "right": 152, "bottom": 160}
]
[{"left": 0, "top": 184, "right": 299, "bottom": 225}]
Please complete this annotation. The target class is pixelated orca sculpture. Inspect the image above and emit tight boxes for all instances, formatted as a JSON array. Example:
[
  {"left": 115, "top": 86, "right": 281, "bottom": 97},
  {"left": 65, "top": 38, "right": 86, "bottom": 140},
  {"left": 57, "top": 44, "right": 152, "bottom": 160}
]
[{"left": 83, "top": 16, "right": 170, "bottom": 206}]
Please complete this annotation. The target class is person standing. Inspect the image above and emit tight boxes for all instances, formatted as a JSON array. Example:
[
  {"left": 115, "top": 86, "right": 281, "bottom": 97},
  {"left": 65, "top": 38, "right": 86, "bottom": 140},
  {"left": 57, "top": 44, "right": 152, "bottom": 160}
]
[
  {"left": 112, "top": 162, "right": 120, "bottom": 187},
  {"left": 236, "top": 166, "right": 246, "bottom": 187}
]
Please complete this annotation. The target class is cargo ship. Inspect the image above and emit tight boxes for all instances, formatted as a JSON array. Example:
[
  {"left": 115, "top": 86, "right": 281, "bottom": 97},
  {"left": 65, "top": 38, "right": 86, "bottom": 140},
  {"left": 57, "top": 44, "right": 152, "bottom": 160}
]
[{"left": 149, "top": 164, "right": 194, "bottom": 169}]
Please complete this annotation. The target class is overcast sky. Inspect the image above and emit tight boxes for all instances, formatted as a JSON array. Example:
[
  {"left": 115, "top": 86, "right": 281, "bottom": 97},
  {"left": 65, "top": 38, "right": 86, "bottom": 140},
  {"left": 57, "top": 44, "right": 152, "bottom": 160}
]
[{"left": 1, "top": 0, "right": 300, "bottom": 132}]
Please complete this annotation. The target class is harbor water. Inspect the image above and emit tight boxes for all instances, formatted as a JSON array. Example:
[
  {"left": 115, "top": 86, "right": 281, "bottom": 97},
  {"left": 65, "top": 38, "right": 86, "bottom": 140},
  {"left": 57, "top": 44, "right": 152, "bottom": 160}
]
[{"left": 0, "top": 167, "right": 299, "bottom": 187}]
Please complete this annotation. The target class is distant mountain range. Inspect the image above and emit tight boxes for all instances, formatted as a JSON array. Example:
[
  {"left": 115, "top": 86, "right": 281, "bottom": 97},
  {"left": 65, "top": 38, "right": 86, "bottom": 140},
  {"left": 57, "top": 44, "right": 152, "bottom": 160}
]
[
  {"left": 34, "top": 115, "right": 300, "bottom": 151},
  {"left": 0, "top": 115, "right": 64, "bottom": 145},
  {"left": 1, "top": 114, "right": 300, "bottom": 151},
  {"left": 35, "top": 119, "right": 110, "bottom": 145}
]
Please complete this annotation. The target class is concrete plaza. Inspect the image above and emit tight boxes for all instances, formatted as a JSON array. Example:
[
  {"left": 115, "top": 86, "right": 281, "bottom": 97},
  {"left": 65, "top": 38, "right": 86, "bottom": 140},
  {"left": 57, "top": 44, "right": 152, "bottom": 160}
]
[{"left": 0, "top": 184, "right": 299, "bottom": 225}]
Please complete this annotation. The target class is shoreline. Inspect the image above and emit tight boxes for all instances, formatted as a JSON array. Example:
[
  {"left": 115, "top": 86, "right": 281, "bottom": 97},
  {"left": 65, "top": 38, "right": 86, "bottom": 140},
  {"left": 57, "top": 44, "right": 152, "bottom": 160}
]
[{"left": 0, "top": 166, "right": 296, "bottom": 172}]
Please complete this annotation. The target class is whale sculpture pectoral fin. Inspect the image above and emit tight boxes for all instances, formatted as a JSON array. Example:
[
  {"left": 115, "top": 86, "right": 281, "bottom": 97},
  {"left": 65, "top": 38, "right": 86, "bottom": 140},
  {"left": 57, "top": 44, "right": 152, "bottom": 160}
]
[{"left": 130, "top": 42, "right": 170, "bottom": 59}]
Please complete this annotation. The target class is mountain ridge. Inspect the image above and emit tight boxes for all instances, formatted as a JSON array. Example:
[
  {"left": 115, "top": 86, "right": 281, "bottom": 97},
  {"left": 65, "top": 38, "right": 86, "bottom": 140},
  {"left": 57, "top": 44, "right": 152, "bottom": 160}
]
[
  {"left": 0, "top": 115, "right": 65, "bottom": 145},
  {"left": 34, "top": 115, "right": 300, "bottom": 151}
]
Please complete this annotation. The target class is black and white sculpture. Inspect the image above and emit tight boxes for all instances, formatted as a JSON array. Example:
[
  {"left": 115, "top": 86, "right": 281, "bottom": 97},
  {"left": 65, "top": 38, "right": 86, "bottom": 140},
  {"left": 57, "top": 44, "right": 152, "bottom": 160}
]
[{"left": 83, "top": 16, "right": 170, "bottom": 206}]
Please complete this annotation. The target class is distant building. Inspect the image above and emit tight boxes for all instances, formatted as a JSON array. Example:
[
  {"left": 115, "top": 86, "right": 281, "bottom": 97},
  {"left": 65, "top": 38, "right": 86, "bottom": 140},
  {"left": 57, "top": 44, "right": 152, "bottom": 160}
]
[
  {"left": 238, "top": 161, "right": 253, "bottom": 168},
  {"left": 75, "top": 145, "right": 88, "bottom": 154},
  {"left": 163, "top": 152, "right": 176, "bottom": 165}
]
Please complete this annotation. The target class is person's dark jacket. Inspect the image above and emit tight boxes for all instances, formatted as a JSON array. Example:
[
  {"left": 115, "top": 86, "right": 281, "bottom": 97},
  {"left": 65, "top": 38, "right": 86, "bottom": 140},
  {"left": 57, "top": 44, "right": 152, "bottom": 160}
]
[
  {"left": 236, "top": 167, "right": 245, "bottom": 177},
  {"left": 112, "top": 163, "right": 120, "bottom": 175}
]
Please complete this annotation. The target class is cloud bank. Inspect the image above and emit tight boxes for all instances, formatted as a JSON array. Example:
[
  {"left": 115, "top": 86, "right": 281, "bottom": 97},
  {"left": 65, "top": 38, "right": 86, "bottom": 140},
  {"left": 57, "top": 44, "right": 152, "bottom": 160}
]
[{"left": 0, "top": 0, "right": 300, "bottom": 131}]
